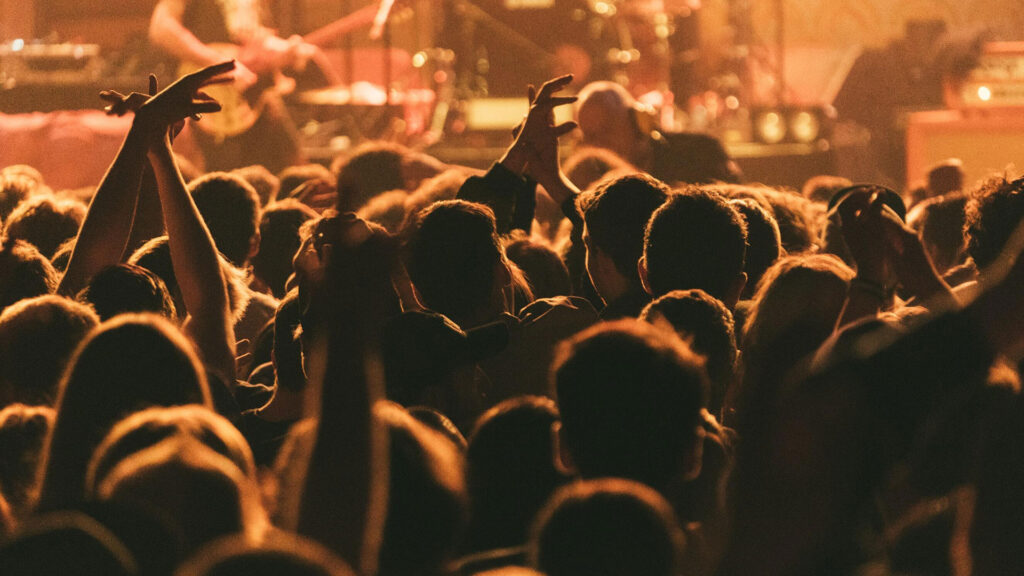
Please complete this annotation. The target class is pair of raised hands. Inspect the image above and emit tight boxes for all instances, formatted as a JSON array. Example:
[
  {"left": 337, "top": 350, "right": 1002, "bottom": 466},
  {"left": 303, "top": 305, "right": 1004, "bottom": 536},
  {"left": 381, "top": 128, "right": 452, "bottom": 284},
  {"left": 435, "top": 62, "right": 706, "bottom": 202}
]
[
  {"left": 100, "top": 60, "right": 235, "bottom": 144},
  {"left": 506, "top": 74, "right": 579, "bottom": 204}
]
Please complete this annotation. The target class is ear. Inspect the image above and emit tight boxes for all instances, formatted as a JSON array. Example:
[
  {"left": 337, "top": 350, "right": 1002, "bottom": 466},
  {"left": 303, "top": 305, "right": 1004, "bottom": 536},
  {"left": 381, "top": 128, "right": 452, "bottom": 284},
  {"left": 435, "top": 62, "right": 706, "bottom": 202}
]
[
  {"left": 681, "top": 424, "right": 706, "bottom": 481},
  {"left": 553, "top": 421, "right": 578, "bottom": 477},
  {"left": 638, "top": 255, "right": 652, "bottom": 295}
]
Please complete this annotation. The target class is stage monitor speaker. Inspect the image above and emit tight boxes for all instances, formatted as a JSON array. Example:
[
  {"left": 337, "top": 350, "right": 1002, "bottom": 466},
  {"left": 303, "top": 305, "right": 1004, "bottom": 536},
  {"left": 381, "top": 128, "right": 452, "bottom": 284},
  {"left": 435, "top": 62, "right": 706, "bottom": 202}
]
[{"left": 906, "top": 109, "right": 1024, "bottom": 190}]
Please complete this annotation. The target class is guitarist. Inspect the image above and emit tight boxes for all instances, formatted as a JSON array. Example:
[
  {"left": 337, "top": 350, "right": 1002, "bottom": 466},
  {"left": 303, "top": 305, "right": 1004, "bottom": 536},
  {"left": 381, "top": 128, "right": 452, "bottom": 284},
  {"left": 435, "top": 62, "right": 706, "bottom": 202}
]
[{"left": 149, "top": 0, "right": 377, "bottom": 172}]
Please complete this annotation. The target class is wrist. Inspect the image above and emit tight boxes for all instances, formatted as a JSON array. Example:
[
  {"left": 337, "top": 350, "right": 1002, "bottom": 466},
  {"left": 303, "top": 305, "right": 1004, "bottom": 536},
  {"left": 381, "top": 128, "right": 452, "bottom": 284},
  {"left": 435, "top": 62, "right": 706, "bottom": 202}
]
[{"left": 499, "top": 142, "right": 530, "bottom": 175}]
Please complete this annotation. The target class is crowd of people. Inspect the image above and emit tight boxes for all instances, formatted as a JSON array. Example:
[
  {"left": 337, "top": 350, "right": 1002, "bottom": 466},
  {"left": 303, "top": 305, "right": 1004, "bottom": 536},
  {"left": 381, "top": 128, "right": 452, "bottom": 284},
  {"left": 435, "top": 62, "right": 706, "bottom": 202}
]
[{"left": 0, "top": 59, "right": 1023, "bottom": 576}]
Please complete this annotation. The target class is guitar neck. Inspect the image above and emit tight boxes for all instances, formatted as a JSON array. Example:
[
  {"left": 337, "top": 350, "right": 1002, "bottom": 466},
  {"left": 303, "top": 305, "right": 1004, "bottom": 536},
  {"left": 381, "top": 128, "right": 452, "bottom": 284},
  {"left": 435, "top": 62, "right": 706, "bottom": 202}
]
[{"left": 302, "top": 3, "right": 379, "bottom": 48}]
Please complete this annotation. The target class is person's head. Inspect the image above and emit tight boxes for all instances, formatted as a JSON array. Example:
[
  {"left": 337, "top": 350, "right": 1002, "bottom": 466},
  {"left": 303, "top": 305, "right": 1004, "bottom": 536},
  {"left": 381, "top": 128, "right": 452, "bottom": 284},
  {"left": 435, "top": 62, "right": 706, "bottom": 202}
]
[
  {"left": 37, "top": 314, "right": 211, "bottom": 511},
  {"left": 965, "top": 174, "right": 1024, "bottom": 272},
  {"left": 231, "top": 165, "right": 280, "bottom": 207},
  {"left": 96, "top": 436, "right": 263, "bottom": 556},
  {"left": 579, "top": 174, "right": 669, "bottom": 303},
  {"left": 0, "top": 240, "right": 58, "bottom": 315},
  {"left": 0, "top": 172, "right": 48, "bottom": 222},
  {"left": 729, "top": 198, "right": 783, "bottom": 298},
  {"left": 802, "top": 175, "right": 853, "bottom": 205},
  {"left": 174, "top": 533, "right": 355, "bottom": 576},
  {"left": 562, "top": 146, "right": 636, "bottom": 191},
  {"left": 189, "top": 172, "right": 262, "bottom": 266},
  {"left": 335, "top": 141, "right": 413, "bottom": 212},
  {"left": 906, "top": 192, "right": 968, "bottom": 274},
  {"left": 0, "top": 511, "right": 138, "bottom": 576},
  {"left": 278, "top": 163, "right": 333, "bottom": 199},
  {"left": 574, "top": 81, "right": 645, "bottom": 161},
  {"left": 641, "top": 188, "right": 748, "bottom": 308},
  {"left": 640, "top": 289, "right": 737, "bottom": 417},
  {"left": 553, "top": 319, "right": 708, "bottom": 491},
  {"left": 463, "top": 396, "right": 566, "bottom": 553},
  {"left": 3, "top": 194, "right": 86, "bottom": 258},
  {"left": 358, "top": 190, "right": 410, "bottom": 234},
  {"left": 760, "top": 188, "right": 822, "bottom": 255},
  {"left": 503, "top": 236, "right": 572, "bottom": 301},
  {"left": 399, "top": 169, "right": 469, "bottom": 233},
  {"left": 926, "top": 158, "right": 965, "bottom": 197},
  {"left": 404, "top": 200, "right": 509, "bottom": 327},
  {"left": 77, "top": 264, "right": 177, "bottom": 321},
  {"left": 529, "top": 478, "right": 685, "bottom": 576},
  {"left": 251, "top": 199, "right": 318, "bottom": 298},
  {"left": 378, "top": 404, "right": 467, "bottom": 576},
  {"left": 0, "top": 295, "right": 98, "bottom": 405},
  {"left": 0, "top": 404, "right": 55, "bottom": 519},
  {"left": 86, "top": 405, "right": 256, "bottom": 499}
]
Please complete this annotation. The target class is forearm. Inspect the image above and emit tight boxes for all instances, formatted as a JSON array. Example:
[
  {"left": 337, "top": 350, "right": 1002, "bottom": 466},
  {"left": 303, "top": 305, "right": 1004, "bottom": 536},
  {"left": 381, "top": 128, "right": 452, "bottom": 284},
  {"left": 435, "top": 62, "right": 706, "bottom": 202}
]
[{"left": 58, "top": 127, "right": 148, "bottom": 296}]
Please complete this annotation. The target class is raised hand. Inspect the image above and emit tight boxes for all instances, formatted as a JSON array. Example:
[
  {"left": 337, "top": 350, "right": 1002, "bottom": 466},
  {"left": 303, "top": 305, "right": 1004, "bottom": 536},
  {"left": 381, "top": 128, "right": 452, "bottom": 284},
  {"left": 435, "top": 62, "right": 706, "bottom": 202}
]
[
  {"left": 132, "top": 60, "right": 235, "bottom": 142},
  {"left": 510, "top": 75, "right": 579, "bottom": 203},
  {"left": 832, "top": 187, "right": 895, "bottom": 285}
]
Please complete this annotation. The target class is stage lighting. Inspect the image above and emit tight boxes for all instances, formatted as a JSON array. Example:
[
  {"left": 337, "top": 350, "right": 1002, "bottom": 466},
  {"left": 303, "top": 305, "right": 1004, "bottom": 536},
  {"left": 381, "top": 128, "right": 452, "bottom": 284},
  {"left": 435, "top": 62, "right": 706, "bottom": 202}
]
[
  {"left": 753, "top": 110, "right": 786, "bottom": 144},
  {"left": 752, "top": 107, "right": 832, "bottom": 145},
  {"left": 788, "top": 110, "right": 820, "bottom": 143}
]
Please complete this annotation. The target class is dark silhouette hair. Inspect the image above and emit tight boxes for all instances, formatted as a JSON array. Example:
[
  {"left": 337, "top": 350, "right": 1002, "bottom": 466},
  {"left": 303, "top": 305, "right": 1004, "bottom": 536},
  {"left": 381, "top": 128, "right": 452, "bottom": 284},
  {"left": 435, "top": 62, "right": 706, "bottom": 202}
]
[
  {"left": 643, "top": 188, "right": 747, "bottom": 301},
  {"left": 0, "top": 511, "right": 138, "bottom": 575},
  {"left": 272, "top": 291, "right": 306, "bottom": 392},
  {"left": 965, "top": 174, "right": 1024, "bottom": 270},
  {"left": 579, "top": 173, "right": 669, "bottom": 282},
  {"left": 0, "top": 173, "right": 46, "bottom": 222},
  {"left": 335, "top": 142, "right": 410, "bottom": 212},
  {"left": 174, "top": 533, "right": 355, "bottom": 576},
  {"left": 3, "top": 194, "right": 86, "bottom": 258},
  {"left": 78, "top": 264, "right": 177, "bottom": 321},
  {"left": 189, "top": 172, "right": 262, "bottom": 266},
  {"left": 907, "top": 192, "right": 968, "bottom": 274},
  {"left": 729, "top": 198, "right": 783, "bottom": 299},
  {"left": 231, "top": 165, "right": 280, "bottom": 207},
  {"left": 503, "top": 236, "right": 572, "bottom": 301},
  {"left": 0, "top": 240, "right": 58, "bottom": 315},
  {"left": 0, "top": 295, "right": 98, "bottom": 405},
  {"left": 563, "top": 147, "right": 636, "bottom": 191},
  {"left": 0, "top": 404, "right": 54, "bottom": 519},
  {"left": 252, "top": 199, "right": 317, "bottom": 298},
  {"left": 278, "top": 164, "right": 333, "bottom": 199},
  {"left": 463, "top": 396, "right": 566, "bottom": 554},
  {"left": 553, "top": 319, "right": 708, "bottom": 490},
  {"left": 530, "top": 478, "right": 684, "bottom": 576},
  {"left": 36, "top": 314, "right": 211, "bottom": 511}
]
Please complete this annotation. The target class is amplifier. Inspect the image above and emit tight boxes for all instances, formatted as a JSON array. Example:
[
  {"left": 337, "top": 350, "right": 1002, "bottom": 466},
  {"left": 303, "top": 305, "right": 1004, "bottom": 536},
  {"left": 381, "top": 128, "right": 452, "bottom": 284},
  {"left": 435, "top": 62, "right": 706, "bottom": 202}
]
[
  {"left": 0, "top": 41, "right": 104, "bottom": 88},
  {"left": 949, "top": 41, "right": 1024, "bottom": 109}
]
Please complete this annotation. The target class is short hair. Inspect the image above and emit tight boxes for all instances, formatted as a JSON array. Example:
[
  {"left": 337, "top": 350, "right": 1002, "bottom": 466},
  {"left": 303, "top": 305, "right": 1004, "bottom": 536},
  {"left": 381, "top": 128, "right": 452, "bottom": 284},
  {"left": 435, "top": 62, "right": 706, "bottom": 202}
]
[
  {"left": 358, "top": 190, "right": 409, "bottom": 234},
  {"left": 173, "top": 533, "right": 355, "bottom": 576},
  {"left": 464, "top": 396, "right": 565, "bottom": 553},
  {"left": 729, "top": 198, "right": 783, "bottom": 298},
  {"left": 760, "top": 189, "right": 821, "bottom": 254},
  {"left": 400, "top": 169, "right": 469, "bottom": 233},
  {"left": 78, "top": 264, "right": 177, "bottom": 321},
  {"left": 965, "top": 174, "right": 1024, "bottom": 270},
  {"left": 336, "top": 141, "right": 410, "bottom": 212},
  {"left": 404, "top": 200, "right": 504, "bottom": 324},
  {"left": 504, "top": 236, "right": 572, "bottom": 300},
  {"left": 189, "top": 172, "right": 262, "bottom": 266},
  {"left": 553, "top": 319, "right": 708, "bottom": 489},
  {"left": 231, "top": 164, "right": 281, "bottom": 206},
  {"left": 251, "top": 199, "right": 317, "bottom": 299},
  {"left": 927, "top": 158, "right": 964, "bottom": 196},
  {"left": 643, "top": 188, "right": 747, "bottom": 300},
  {"left": 802, "top": 175, "right": 852, "bottom": 205},
  {"left": 563, "top": 147, "right": 636, "bottom": 191},
  {"left": 0, "top": 173, "right": 47, "bottom": 222},
  {"left": 0, "top": 240, "right": 58, "bottom": 314},
  {"left": 530, "top": 478, "right": 684, "bottom": 576},
  {"left": 278, "top": 163, "right": 333, "bottom": 199},
  {"left": 0, "top": 404, "right": 55, "bottom": 518},
  {"left": 0, "top": 295, "right": 98, "bottom": 405},
  {"left": 3, "top": 194, "right": 86, "bottom": 258},
  {"left": 907, "top": 192, "right": 968, "bottom": 273},
  {"left": 0, "top": 511, "right": 138, "bottom": 575},
  {"left": 579, "top": 173, "right": 669, "bottom": 282},
  {"left": 640, "top": 289, "right": 737, "bottom": 416}
]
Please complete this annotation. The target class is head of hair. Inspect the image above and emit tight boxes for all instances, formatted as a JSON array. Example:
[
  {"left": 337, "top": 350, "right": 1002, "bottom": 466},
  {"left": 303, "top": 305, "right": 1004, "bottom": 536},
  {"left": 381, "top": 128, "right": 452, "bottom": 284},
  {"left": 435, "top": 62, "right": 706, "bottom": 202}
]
[
  {"left": 336, "top": 141, "right": 411, "bottom": 212},
  {"left": 50, "top": 238, "right": 75, "bottom": 273},
  {"left": 0, "top": 404, "right": 55, "bottom": 518},
  {"left": 553, "top": 319, "right": 708, "bottom": 490},
  {"left": 503, "top": 236, "right": 572, "bottom": 301},
  {"left": 408, "top": 407, "right": 468, "bottom": 452},
  {"left": 189, "top": 172, "right": 262, "bottom": 266},
  {"left": 579, "top": 173, "right": 669, "bottom": 285},
  {"left": 400, "top": 169, "right": 470, "bottom": 233},
  {"left": 78, "top": 264, "right": 177, "bottom": 321},
  {"left": 729, "top": 198, "right": 783, "bottom": 298},
  {"left": 96, "top": 436, "right": 262, "bottom": 556},
  {"left": 574, "top": 81, "right": 638, "bottom": 148},
  {"left": 278, "top": 163, "right": 333, "bottom": 199},
  {"left": 907, "top": 192, "right": 968, "bottom": 273},
  {"left": 173, "top": 533, "right": 355, "bottom": 576},
  {"left": 0, "top": 295, "right": 98, "bottom": 405},
  {"left": 463, "top": 396, "right": 566, "bottom": 553},
  {"left": 36, "top": 314, "right": 211, "bottom": 511},
  {"left": 251, "top": 199, "right": 317, "bottom": 299},
  {"left": 404, "top": 200, "right": 505, "bottom": 325},
  {"left": 640, "top": 289, "right": 737, "bottom": 416},
  {"left": 529, "top": 478, "right": 684, "bottom": 576},
  {"left": 760, "top": 188, "right": 822, "bottom": 254},
  {"left": 378, "top": 404, "right": 467, "bottom": 576},
  {"left": 802, "top": 175, "right": 853, "bottom": 205},
  {"left": 0, "top": 164, "right": 44, "bottom": 186},
  {"left": 0, "top": 240, "right": 58, "bottom": 315},
  {"left": 563, "top": 147, "right": 636, "bottom": 191},
  {"left": 0, "top": 173, "right": 48, "bottom": 222},
  {"left": 0, "top": 511, "right": 138, "bottom": 576},
  {"left": 642, "top": 188, "right": 747, "bottom": 303},
  {"left": 3, "top": 194, "right": 86, "bottom": 258},
  {"left": 231, "top": 165, "right": 280, "bottom": 207},
  {"left": 272, "top": 291, "right": 306, "bottom": 392},
  {"left": 86, "top": 405, "right": 256, "bottom": 498},
  {"left": 358, "top": 190, "right": 410, "bottom": 234},
  {"left": 926, "top": 158, "right": 964, "bottom": 196},
  {"left": 965, "top": 174, "right": 1024, "bottom": 270}
]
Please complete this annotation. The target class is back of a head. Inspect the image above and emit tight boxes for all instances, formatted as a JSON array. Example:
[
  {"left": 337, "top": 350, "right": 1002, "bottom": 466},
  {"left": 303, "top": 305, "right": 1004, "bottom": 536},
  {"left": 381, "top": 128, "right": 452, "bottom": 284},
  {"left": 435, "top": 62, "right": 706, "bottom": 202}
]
[
  {"left": 927, "top": 158, "right": 964, "bottom": 196},
  {"left": 729, "top": 198, "right": 783, "bottom": 298},
  {"left": 379, "top": 404, "right": 467, "bottom": 576},
  {"left": 907, "top": 192, "right": 968, "bottom": 273},
  {"left": 0, "top": 172, "right": 47, "bottom": 222},
  {"left": 252, "top": 199, "right": 317, "bottom": 298},
  {"left": 802, "top": 175, "right": 853, "bottom": 205},
  {"left": 504, "top": 237, "right": 572, "bottom": 300},
  {"left": 965, "top": 174, "right": 1024, "bottom": 271},
  {"left": 231, "top": 165, "right": 280, "bottom": 207},
  {"left": 553, "top": 319, "right": 707, "bottom": 490},
  {"left": 189, "top": 172, "right": 262, "bottom": 266},
  {"left": 0, "top": 511, "right": 138, "bottom": 576},
  {"left": 642, "top": 188, "right": 747, "bottom": 304},
  {"left": 78, "top": 264, "right": 177, "bottom": 321},
  {"left": 279, "top": 163, "right": 333, "bottom": 199},
  {"left": 336, "top": 141, "right": 410, "bottom": 212},
  {"left": 640, "top": 289, "right": 737, "bottom": 416},
  {"left": 563, "top": 147, "right": 635, "bottom": 191},
  {"left": 464, "top": 396, "right": 565, "bottom": 553},
  {"left": 358, "top": 189, "right": 410, "bottom": 234},
  {"left": 575, "top": 81, "right": 636, "bottom": 146},
  {"left": 760, "top": 188, "right": 821, "bottom": 254},
  {"left": 0, "top": 404, "right": 55, "bottom": 517},
  {"left": 0, "top": 240, "right": 58, "bottom": 315},
  {"left": 38, "top": 314, "right": 210, "bottom": 511},
  {"left": 530, "top": 478, "right": 684, "bottom": 576},
  {"left": 87, "top": 405, "right": 256, "bottom": 499},
  {"left": 0, "top": 295, "right": 98, "bottom": 405},
  {"left": 580, "top": 173, "right": 669, "bottom": 285},
  {"left": 3, "top": 194, "right": 86, "bottom": 258},
  {"left": 175, "top": 534, "right": 355, "bottom": 576},
  {"left": 404, "top": 200, "right": 503, "bottom": 324}
]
